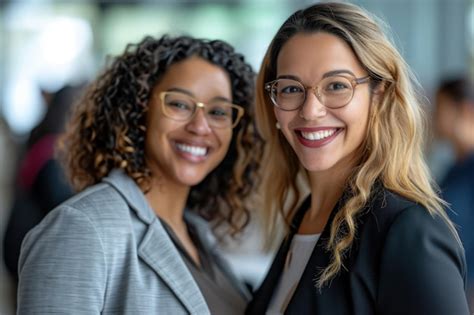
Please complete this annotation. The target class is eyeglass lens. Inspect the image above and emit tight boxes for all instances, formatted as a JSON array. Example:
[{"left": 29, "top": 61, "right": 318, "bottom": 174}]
[
  {"left": 162, "top": 92, "right": 239, "bottom": 128},
  {"left": 270, "top": 76, "right": 355, "bottom": 110}
]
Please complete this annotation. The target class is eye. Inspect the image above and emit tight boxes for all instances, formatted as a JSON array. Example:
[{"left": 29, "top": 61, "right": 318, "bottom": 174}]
[
  {"left": 166, "top": 99, "right": 193, "bottom": 111},
  {"left": 280, "top": 85, "right": 304, "bottom": 94},
  {"left": 328, "top": 82, "right": 349, "bottom": 90},
  {"left": 208, "top": 104, "right": 232, "bottom": 119},
  {"left": 323, "top": 78, "right": 351, "bottom": 93}
]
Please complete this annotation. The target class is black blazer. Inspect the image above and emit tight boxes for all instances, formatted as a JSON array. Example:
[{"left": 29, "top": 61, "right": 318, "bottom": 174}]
[{"left": 246, "top": 186, "right": 469, "bottom": 315}]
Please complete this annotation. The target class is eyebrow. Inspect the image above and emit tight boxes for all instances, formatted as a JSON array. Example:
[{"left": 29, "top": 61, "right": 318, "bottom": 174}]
[
  {"left": 166, "top": 87, "right": 233, "bottom": 103},
  {"left": 323, "top": 70, "right": 357, "bottom": 78},
  {"left": 277, "top": 69, "right": 357, "bottom": 81}
]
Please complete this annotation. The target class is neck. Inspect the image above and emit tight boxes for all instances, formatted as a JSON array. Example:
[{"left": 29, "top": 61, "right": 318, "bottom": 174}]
[
  {"left": 145, "top": 173, "right": 202, "bottom": 267},
  {"left": 308, "top": 171, "right": 347, "bottom": 216},
  {"left": 304, "top": 159, "right": 355, "bottom": 229},
  {"left": 145, "top": 175, "right": 190, "bottom": 228}
]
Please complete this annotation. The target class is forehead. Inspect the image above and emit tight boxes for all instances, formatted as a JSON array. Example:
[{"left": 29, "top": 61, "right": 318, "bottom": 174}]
[
  {"left": 276, "top": 32, "right": 366, "bottom": 80},
  {"left": 154, "top": 56, "right": 232, "bottom": 99}
]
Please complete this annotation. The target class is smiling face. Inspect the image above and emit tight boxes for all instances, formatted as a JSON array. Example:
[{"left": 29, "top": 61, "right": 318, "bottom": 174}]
[
  {"left": 274, "top": 32, "right": 372, "bottom": 174},
  {"left": 145, "top": 56, "right": 233, "bottom": 188}
]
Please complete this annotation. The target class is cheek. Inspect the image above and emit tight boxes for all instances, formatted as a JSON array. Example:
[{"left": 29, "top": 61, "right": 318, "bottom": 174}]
[
  {"left": 217, "top": 129, "right": 233, "bottom": 152},
  {"left": 274, "top": 111, "right": 295, "bottom": 139},
  {"left": 150, "top": 114, "right": 182, "bottom": 135},
  {"left": 345, "top": 103, "right": 370, "bottom": 141},
  {"left": 145, "top": 116, "right": 179, "bottom": 155}
]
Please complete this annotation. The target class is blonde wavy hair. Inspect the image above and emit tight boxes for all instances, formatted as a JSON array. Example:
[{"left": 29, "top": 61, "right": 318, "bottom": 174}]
[{"left": 256, "top": 2, "right": 459, "bottom": 288}]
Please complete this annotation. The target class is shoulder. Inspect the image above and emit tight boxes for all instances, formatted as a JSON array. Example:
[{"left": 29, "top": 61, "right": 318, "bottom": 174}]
[
  {"left": 367, "top": 189, "right": 469, "bottom": 313},
  {"left": 342, "top": 187, "right": 470, "bottom": 313},
  {"left": 358, "top": 187, "right": 465, "bottom": 280},
  {"left": 378, "top": 195, "right": 463, "bottom": 265},
  {"left": 363, "top": 188, "right": 448, "bottom": 236},
  {"left": 65, "top": 182, "right": 127, "bottom": 212},
  {"left": 18, "top": 193, "right": 110, "bottom": 313},
  {"left": 53, "top": 181, "right": 132, "bottom": 224},
  {"left": 24, "top": 181, "right": 134, "bottom": 248}
]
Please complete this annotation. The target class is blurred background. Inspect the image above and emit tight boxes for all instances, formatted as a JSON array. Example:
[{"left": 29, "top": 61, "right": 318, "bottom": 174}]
[{"left": 0, "top": 0, "right": 472, "bottom": 313}]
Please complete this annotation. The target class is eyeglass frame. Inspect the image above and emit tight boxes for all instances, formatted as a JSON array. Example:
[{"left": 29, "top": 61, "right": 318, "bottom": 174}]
[
  {"left": 265, "top": 74, "right": 371, "bottom": 111},
  {"left": 158, "top": 91, "right": 245, "bottom": 129}
]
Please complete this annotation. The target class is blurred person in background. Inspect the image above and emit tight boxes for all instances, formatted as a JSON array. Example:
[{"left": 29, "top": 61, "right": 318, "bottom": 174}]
[
  {"left": 434, "top": 76, "right": 474, "bottom": 309},
  {"left": 246, "top": 2, "right": 469, "bottom": 314},
  {"left": 3, "top": 85, "right": 83, "bottom": 284},
  {"left": 17, "top": 34, "right": 262, "bottom": 314}
]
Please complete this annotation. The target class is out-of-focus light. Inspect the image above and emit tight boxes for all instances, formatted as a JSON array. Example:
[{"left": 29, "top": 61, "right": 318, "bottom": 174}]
[
  {"left": 34, "top": 16, "right": 93, "bottom": 92},
  {"left": 3, "top": 13, "right": 94, "bottom": 135},
  {"left": 4, "top": 77, "right": 43, "bottom": 136}
]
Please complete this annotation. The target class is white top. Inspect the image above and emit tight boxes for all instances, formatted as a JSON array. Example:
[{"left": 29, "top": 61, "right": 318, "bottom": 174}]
[{"left": 266, "top": 233, "right": 321, "bottom": 315}]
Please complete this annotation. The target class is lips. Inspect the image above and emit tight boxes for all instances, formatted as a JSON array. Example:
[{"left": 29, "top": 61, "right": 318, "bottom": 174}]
[{"left": 295, "top": 127, "right": 342, "bottom": 148}]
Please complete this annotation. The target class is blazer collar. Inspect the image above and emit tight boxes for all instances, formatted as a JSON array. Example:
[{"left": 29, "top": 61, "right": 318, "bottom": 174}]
[
  {"left": 138, "top": 220, "right": 210, "bottom": 314},
  {"left": 248, "top": 192, "right": 349, "bottom": 313},
  {"left": 103, "top": 169, "right": 210, "bottom": 315},
  {"left": 102, "top": 169, "right": 156, "bottom": 224},
  {"left": 247, "top": 185, "right": 382, "bottom": 314}
]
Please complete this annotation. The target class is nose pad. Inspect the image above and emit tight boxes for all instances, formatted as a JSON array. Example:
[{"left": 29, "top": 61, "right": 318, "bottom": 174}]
[
  {"left": 299, "top": 88, "right": 327, "bottom": 120},
  {"left": 187, "top": 107, "right": 212, "bottom": 134}
]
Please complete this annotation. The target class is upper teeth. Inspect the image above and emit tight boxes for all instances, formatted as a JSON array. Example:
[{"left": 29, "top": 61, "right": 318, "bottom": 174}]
[
  {"left": 301, "top": 129, "right": 336, "bottom": 140},
  {"left": 176, "top": 143, "right": 207, "bottom": 156}
]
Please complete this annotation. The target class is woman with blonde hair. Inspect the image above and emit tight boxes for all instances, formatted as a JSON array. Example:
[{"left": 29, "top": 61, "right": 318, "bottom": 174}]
[{"left": 246, "top": 2, "right": 469, "bottom": 314}]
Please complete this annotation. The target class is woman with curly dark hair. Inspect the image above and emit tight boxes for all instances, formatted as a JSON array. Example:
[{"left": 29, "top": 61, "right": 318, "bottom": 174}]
[{"left": 17, "top": 35, "right": 262, "bottom": 315}]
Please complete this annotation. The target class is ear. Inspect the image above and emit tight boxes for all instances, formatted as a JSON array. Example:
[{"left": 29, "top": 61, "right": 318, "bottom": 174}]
[
  {"left": 371, "top": 80, "right": 386, "bottom": 105},
  {"left": 273, "top": 106, "right": 280, "bottom": 129},
  {"left": 372, "top": 79, "right": 386, "bottom": 94}
]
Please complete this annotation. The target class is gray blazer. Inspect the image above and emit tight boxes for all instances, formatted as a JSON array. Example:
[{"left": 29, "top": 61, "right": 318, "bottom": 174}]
[{"left": 18, "top": 170, "right": 246, "bottom": 314}]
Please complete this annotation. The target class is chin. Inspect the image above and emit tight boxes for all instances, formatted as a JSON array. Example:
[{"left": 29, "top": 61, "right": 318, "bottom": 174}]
[
  {"left": 177, "top": 174, "right": 208, "bottom": 187},
  {"left": 302, "top": 160, "right": 337, "bottom": 173},
  {"left": 304, "top": 166, "right": 330, "bottom": 173},
  {"left": 187, "top": 179, "right": 206, "bottom": 187}
]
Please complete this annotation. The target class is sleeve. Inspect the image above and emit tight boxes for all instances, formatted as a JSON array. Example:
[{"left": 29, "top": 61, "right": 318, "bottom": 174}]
[
  {"left": 377, "top": 205, "right": 469, "bottom": 315},
  {"left": 17, "top": 206, "right": 107, "bottom": 314}
]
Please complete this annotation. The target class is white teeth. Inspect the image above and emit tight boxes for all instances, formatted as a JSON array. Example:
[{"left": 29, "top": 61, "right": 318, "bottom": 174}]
[
  {"left": 176, "top": 143, "right": 207, "bottom": 156},
  {"left": 301, "top": 129, "right": 337, "bottom": 141}
]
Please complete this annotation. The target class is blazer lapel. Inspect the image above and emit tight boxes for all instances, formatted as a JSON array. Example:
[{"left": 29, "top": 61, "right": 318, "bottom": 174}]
[
  {"left": 284, "top": 190, "right": 355, "bottom": 313},
  {"left": 103, "top": 170, "right": 210, "bottom": 314},
  {"left": 138, "top": 219, "right": 210, "bottom": 315},
  {"left": 246, "top": 197, "right": 312, "bottom": 314},
  {"left": 246, "top": 234, "right": 293, "bottom": 314}
]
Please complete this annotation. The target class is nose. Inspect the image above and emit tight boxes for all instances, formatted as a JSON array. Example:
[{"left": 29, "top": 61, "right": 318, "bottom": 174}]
[
  {"left": 186, "top": 107, "right": 212, "bottom": 135},
  {"left": 299, "top": 88, "right": 327, "bottom": 120}
]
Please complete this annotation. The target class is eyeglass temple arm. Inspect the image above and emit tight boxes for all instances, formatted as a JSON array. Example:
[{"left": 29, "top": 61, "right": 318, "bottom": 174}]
[{"left": 355, "top": 76, "right": 371, "bottom": 84}]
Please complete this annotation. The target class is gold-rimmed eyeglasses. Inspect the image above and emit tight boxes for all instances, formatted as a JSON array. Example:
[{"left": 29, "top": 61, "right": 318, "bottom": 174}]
[
  {"left": 159, "top": 91, "right": 244, "bottom": 129},
  {"left": 265, "top": 75, "right": 371, "bottom": 111}
]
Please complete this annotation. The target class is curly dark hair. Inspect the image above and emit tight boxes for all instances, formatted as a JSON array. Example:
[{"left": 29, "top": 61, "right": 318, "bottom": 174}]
[{"left": 59, "top": 35, "right": 263, "bottom": 235}]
